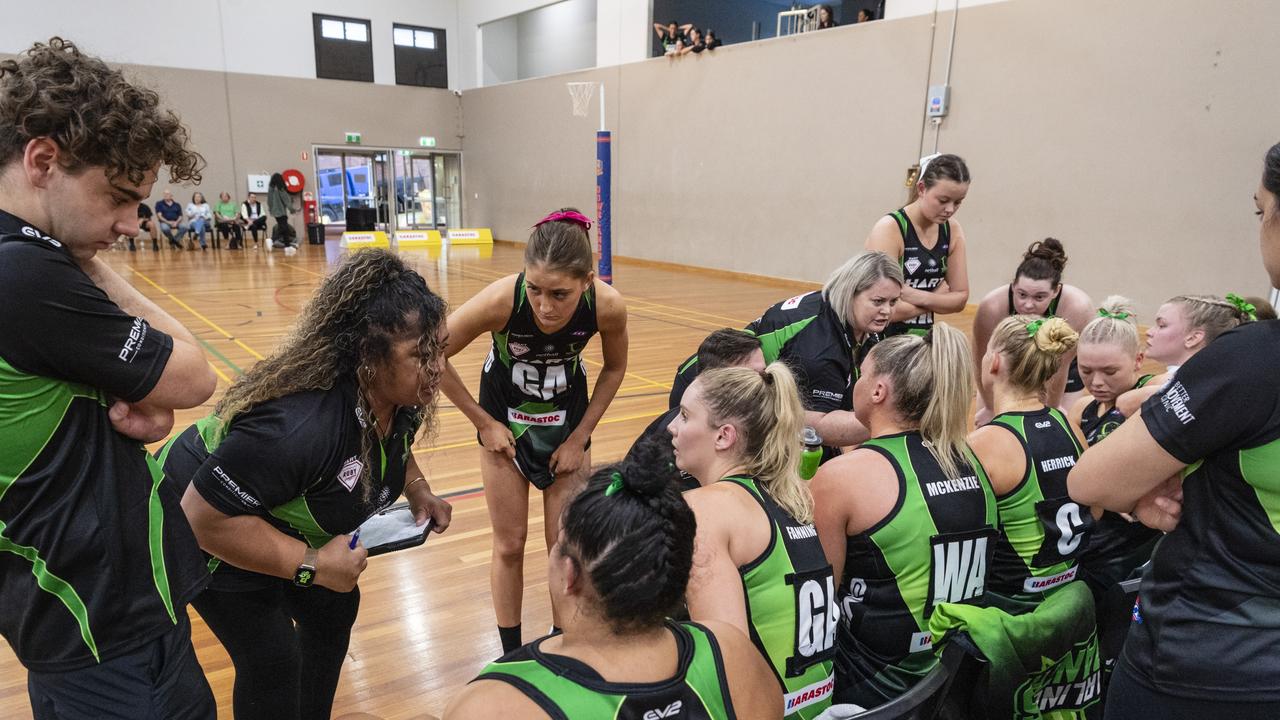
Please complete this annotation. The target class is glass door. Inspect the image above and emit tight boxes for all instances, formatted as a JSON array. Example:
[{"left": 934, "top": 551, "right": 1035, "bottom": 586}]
[
  {"left": 392, "top": 152, "right": 436, "bottom": 229},
  {"left": 434, "top": 153, "right": 462, "bottom": 228},
  {"left": 313, "top": 149, "right": 390, "bottom": 229}
]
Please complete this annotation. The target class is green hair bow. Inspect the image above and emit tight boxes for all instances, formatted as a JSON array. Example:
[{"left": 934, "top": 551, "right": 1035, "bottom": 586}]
[
  {"left": 1097, "top": 308, "right": 1130, "bottom": 321},
  {"left": 604, "top": 471, "right": 625, "bottom": 497},
  {"left": 1226, "top": 293, "right": 1257, "bottom": 321}
]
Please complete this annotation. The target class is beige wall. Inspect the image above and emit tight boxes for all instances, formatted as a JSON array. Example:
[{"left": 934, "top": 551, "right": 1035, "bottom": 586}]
[
  {"left": 461, "top": 0, "right": 1280, "bottom": 317},
  {"left": 21, "top": 60, "right": 465, "bottom": 208}
]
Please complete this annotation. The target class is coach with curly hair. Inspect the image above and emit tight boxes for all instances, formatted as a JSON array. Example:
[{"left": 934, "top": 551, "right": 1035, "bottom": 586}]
[
  {"left": 0, "top": 38, "right": 218, "bottom": 718},
  {"left": 162, "top": 248, "right": 455, "bottom": 720}
]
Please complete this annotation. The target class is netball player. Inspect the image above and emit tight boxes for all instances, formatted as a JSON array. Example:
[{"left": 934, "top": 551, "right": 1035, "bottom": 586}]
[
  {"left": 168, "top": 250, "right": 454, "bottom": 719},
  {"left": 626, "top": 328, "right": 762, "bottom": 490},
  {"left": 1068, "top": 142, "right": 1280, "bottom": 718},
  {"left": 864, "top": 154, "right": 971, "bottom": 337},
  {"left": 1114, "top": 293, "right": 1252, "bottom": 416},
  {"left": 669, "top": 252, "right": 903, "bottom": 454},
  {"left": 972, "top": 238, "right": 1095, "bottom": 423},
  {"left": 444, "top": 443, "right": 782, "bottom": 720},
  {"left": 1066, "top": 297, "right": 1160, "bottom": 681},
  {"left": 440, "top": 208, "right": 628, "bottom": 654},
  {"left": 968, "top": 315, "right": 1101, "bottom": 715},
  {"left": 671, "top": 364, "right": 837, "bottom": 718},
  {"left": 812, "top": 324, "right": 998, "bottom": 708}
]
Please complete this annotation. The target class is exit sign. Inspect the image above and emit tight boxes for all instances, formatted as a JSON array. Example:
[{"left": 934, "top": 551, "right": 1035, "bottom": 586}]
[
  {"left": 419, "top": 136, "right": 436, "bottom": 147},
  {"left": 345, "top": 131, "right": 362, "bottom": 144}
]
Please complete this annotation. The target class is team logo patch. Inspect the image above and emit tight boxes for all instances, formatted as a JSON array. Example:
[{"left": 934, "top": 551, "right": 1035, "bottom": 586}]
[
  {"left": 20, "top": 225, "right": 61, "bottom": 247},
  {"left": 904, "top": 256, "right": 922, "bottom": 275},
  {"left": 338, "top": 456, "right": 364, "bottom": 492},
  {"left": 509, "top": 342, "right": 529, "bottom": 357},
  {"left": 781, "top": 292, "right": 811, "bottom": 310}
]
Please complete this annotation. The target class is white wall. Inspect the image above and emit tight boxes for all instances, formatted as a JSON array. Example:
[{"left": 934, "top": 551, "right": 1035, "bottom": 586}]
[
  {"left": 596, "top": 0, "right": 650, "bottom": 69},
  {"left": 0, "top": 0, "right": 461, "bottom": 86},
  {"left": 481, "top": 16, "right": 519, "bottom": 84},
  {"left": 517, "top": 0, "right": 596, "bottom": 80},
  {"left": 883, "top": 0, "right": 1011, "bottom": 20}
]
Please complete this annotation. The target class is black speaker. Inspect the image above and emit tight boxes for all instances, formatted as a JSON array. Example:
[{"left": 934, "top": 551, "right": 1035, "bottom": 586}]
[{"left": 345, "top": 207, "right": 377, "bottom": 231}]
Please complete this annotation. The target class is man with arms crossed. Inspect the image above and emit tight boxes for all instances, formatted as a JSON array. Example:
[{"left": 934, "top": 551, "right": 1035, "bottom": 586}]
[{"left": 0, "top": 38, "right": 218, "bottom": 718}]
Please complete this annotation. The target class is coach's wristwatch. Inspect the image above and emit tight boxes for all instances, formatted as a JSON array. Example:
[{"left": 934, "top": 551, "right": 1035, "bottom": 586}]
[{"left": 293, "top": 546, "right": 319, "bottom": 588}]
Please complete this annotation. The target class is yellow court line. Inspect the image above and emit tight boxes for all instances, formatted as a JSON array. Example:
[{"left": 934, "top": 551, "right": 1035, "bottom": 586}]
[
  {"left": 417, "top": 409, "right": 664, "bottom": 455},
  {"left": 127, "top": 266, "right": 266, "bottom": 360},
  {"left": 208, "top": 362, "right": 231, "bottom": 384}
]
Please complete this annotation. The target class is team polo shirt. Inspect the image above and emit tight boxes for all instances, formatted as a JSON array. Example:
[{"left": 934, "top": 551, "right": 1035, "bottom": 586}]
[
  {"left": 0, "top": 210, "right": 207, "bottom": 671},
  {"left": 1125, "top": 321, "right": 1280, "bottom": 700},
  {"left": 161, "top": 380, "right": 421, "bottom": 590}
]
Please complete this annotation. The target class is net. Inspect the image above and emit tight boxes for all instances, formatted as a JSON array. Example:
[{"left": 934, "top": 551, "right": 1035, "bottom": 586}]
[{"left": 567, "top": 82, "right": 597, "bottom": 118}]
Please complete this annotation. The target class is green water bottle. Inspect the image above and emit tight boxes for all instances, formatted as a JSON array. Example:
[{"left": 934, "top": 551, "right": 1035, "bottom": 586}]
[{"left": 799, "top": 426, "right": 823, "bottom": 480}]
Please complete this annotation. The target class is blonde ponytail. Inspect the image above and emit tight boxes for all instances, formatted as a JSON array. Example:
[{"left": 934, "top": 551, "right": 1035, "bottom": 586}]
[
  {"left": 697, "top": 364, "right": 813, "bottom": 524},
  {"left": 867, "top": 323, "right": 974, "bottom": 479}
]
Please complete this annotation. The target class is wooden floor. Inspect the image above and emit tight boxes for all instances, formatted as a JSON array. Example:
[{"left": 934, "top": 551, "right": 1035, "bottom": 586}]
[
  {"left": 0, "top": 239, "right": 1163, "bottom": 719},
  {"left": 0, "top": 239, "right": 840, "bottom": 720}
]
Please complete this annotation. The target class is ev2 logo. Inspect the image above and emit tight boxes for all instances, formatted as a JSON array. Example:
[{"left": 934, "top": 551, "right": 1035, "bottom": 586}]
[{"left": 643, "top": 700, "right": 683, "bottom": 719}]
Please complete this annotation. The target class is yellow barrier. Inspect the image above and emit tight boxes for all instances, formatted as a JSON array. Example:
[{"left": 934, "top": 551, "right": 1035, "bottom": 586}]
[
  {"left": 395, "top": 230, "right": 443, "bottom": 247},
  {"left": 447, "top": 228, "right": 493, "bottom": 246},
  {"left": 340, "top": 231, "right": 391, "bottom": 249}
]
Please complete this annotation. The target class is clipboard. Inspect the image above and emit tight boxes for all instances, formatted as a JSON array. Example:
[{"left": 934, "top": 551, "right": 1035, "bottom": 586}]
[{"left": 357, "top": 503, "right": 433, "bottom": 557}]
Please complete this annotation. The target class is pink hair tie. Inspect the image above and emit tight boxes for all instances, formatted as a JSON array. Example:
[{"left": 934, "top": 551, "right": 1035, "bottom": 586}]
[{"left": 534, "top": 210, "right": 593, "bottom": 230}]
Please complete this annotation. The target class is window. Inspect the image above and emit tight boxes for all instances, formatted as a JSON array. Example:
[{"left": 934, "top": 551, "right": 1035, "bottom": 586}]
[
  {"left": 392, "top": 23, "right": 448, "bottom": 88},
  {"left": 313, "top": 14, "right": 374, "bottom": 82},
  {"left": 394, "top": 27, "right": 437, "bottom": 49}
]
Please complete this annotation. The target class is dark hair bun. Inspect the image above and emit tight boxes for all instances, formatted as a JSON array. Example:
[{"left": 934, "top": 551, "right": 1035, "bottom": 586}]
[
  {"left": 616, "top": 438, "right": 672, "bottom": 498},
  {"left": 1025, "top": 237, "right": 1068, "bottom": 272}
]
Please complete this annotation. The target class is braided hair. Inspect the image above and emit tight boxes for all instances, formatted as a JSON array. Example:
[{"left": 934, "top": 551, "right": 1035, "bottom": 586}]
[
  {"left": 558, "top": 440, "right": 696, "bottom": 635},
  {"left": 215, "top": 249, "right": 447, "bottom": 500}
]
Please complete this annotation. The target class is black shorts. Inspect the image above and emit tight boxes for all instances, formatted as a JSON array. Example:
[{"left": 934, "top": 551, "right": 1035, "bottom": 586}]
[
  {"left": 478, "top": 365, "right": 590, "bottom": 491},
  {"left": 1066, "top": 357, "right": 1084, "bottom": 393},
  {"left": 27, "top": 613, "right": 215, "bottom": 720}
]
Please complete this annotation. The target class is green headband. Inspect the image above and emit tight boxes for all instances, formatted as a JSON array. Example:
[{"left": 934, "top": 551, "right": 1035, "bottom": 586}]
[
  {"left": 1226, "top": 293, "right": 1257, "bottom": 320},
  {"left": 1097, "top": 308, "right": 1130, "bottom": 321},
  {"left": 604, "top": 471, "right": 625, "bottom": 497}
]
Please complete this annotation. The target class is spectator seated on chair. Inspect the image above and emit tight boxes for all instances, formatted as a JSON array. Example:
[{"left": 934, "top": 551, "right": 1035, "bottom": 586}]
[
  {"left": 214, "top": 191, "right": 243, "bottom": 249},
  {"left": 240, "top": 192, "right": 267, "bottom": 248},
  {"left": 155, "top": 189, "right": 186, "bottom": 249},
  {"left": 185, "top": 191, "right": 212, "bottom": 250}
]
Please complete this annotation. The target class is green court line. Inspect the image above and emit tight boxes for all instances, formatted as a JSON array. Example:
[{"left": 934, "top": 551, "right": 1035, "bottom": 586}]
[{"left": 198, "top": 337, "right": 244, "bottom": 376}]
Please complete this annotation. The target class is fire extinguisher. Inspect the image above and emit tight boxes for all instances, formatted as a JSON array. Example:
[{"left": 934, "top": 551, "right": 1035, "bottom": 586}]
[{"left": 302, "top": 191, "right": 318, "bottom": 225}]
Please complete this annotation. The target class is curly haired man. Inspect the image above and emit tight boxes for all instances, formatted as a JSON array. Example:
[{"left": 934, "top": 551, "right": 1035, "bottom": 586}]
[{"left": 0, "top": 38, "right": 218, "bottom": 718}]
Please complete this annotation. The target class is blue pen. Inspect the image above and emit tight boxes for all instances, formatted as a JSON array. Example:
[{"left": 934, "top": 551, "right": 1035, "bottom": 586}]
[{"left": 348, "top": 528, "right": 361, "bottom": 550}]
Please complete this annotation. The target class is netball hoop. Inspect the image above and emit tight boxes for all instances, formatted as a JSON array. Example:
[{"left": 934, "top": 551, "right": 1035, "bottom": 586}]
[{"left": 566, "top": 81, "right": 612, "bottom": 284}]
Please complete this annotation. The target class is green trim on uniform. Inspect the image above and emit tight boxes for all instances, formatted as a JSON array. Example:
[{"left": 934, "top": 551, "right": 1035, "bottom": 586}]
[
  {"left": 145, "top": 455, "right": 177, "bottom": 624},
  {"left": 1242, "top": 440, "right": 1280, "bottom": 536},
  {"left": 269, "top": 497, "right": 331, "bottom": 548},
  {"left": 477, "top": 623, "right": 732, "bottom": 719},
  {"left": 891, "top": 209, "right": 909, "bottom": 238},
  {"left": 989, "top": 409, "right": 1083, "bottom": 598},
  {"left": 0, "top": 519, "right": 99, "bottom": 661},
  {"left": 678, "top": 355, "right": 699, "bottom": 374},
  {"left": 724, "top": 476, "right": 834, "bottom": 719},
  {"left": 755, "top": 316, "right": 818, "bottom": 364},
  {"left": 493, "top": 329, "right": 513, "bottom": 368},
  {"left": 0, "top": 355, "right": 93, "bottom": 497}
]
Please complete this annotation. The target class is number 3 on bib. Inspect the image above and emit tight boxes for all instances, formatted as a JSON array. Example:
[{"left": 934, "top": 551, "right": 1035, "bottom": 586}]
[
  {"left": 786, "top": 569, "right": 838, "bottom": 677},
  {"left": 512, "top": 361, "right": 567, "bottom": 401}
]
